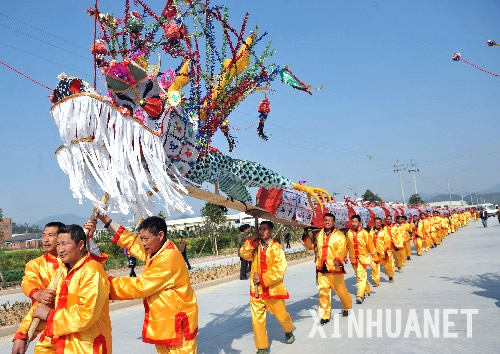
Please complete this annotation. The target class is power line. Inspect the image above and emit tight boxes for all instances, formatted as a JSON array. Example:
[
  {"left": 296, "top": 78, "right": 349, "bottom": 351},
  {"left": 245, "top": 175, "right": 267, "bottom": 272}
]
[
  {"left": 0, "top": 11, "right": 88, "bottom": 50},
  {"left": 0, "top": 23, "right": 92, "bottom": 61},
  {"left": 0, "top": 41, "right": 92, "bottom": 78}
]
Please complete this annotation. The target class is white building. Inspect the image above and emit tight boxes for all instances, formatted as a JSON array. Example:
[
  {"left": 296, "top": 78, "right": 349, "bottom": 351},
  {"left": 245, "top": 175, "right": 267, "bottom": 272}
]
[
  {"left": 95, "top": 212, "right": 259, "bottom": 237},
  {"left": 427, "top": 200, "right": 468, "bottom": 208}
]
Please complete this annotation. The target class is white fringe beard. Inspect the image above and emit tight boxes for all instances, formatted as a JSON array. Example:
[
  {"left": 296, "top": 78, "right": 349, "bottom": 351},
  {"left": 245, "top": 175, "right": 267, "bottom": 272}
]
[{"left": 52, "top": 94, "right": 192, "bottom": 217}]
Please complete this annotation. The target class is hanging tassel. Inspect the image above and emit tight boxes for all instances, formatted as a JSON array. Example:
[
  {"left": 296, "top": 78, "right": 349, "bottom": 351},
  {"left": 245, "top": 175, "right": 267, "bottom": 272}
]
[
  {"left": 220, "top": 119, "right": 236, "bottom": 152},
  {"left": 257, "top": 97, "right": 270, "bottom": 141}
]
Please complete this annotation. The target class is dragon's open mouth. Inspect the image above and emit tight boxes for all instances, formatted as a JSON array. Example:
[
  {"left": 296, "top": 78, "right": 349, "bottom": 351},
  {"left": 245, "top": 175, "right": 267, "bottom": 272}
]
[{"left": 52, "top": 93, "right": 192, "bottom": 216}]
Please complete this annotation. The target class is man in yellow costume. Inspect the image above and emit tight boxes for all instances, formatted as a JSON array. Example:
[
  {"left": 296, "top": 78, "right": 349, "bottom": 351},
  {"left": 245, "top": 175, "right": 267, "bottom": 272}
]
[
  {"left": 13, "top": 224, "right": 111, "bottom": 354},
  {"left": 383, "top": 214, "right": 402, "bottom": 276},
  {"left": 398, "top": 216, "right": 412, "bottom": 265},
  {"left": 413, "top": 213, "right": 425, "bottom": 256},
  {"left": 240, "top": 220, "right": 295, "bottom": 354},
  {"left": 346, "top": 215, "right": 375, "bottom": 304},
  {"left": 98, "top": 214, "right": 198, "bottom": 354},
  {"left": 21, "top": 222, "right": 65, "bottom": 306},
  {"left": 430, "top": 211, "right": 441, "bottom": 246},
  {"left": 302, "top": 213, "right": 352, "bottom": 325},
  {"left": 424, "top": 211, "right": 435, "bottom": 250},
  {"left": 369, "top": 217, "right": 389, "bottom": 287}
]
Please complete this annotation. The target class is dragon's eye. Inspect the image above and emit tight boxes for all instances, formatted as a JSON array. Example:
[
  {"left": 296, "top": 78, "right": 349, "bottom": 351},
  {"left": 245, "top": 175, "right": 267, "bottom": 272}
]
[{"left": 70, "top": 79, "right": 81, "bottom": 94}]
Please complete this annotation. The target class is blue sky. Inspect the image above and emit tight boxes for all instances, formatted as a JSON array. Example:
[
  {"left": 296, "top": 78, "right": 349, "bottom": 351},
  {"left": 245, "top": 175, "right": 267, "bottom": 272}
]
[{"left": 0, "top": 0, "right": 499, "bottom": 223}]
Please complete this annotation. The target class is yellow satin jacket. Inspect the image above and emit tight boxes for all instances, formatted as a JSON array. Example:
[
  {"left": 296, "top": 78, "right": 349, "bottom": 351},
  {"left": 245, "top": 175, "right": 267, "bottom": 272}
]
[
  {"left": 346, "top": 228, "right": 375, "bottom": 267},
  {"left": 369, "top": 228, "right": 386, "bottom": 263},
  {"left": 302, "top": 229, "right": 346, "bottom": 273},
  {"left": 240, "top": 238, "right": 290, "bottom": 299},
  {"left": 110, "top": 226, "right": 198, "bottom": 346},
  {"left": 22, "top": 253, "right": 61, "bottom": 303},
  {"left": 16, "top": 253, "right": 111, "bottom": 354}
]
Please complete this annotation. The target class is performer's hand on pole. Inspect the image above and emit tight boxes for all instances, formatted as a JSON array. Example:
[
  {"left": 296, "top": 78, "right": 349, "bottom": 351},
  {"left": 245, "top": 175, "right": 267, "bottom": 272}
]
[
  {"left": 97, "top": 213, "right": 111, "bottom": 226},
  {"left": 84, "top": 220, "right": 97, "bottom": 240},
  {"left": 33, "top": 303, "right": 51, "bottom": 321},
  {"left": 251, "top": 229, "right": 259, "bottom": 242},
  {"left": 253, "top": 273, "right": 260, "bottom": 285},
  {"left": 32, "top": 289, "right": 56, "bottom": 306}
]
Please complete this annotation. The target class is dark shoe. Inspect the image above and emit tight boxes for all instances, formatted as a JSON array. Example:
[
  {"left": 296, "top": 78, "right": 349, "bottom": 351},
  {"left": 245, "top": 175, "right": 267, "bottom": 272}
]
[
  {"left": 365, "top": 292, "right": 371, "bottom": 297},
  {"left": 417, "top": 254, "right": 422, "bottom": 256},
  {"left": 398, "top": 267, "right": 403, "bottom": 273},
  {"left": 356, "top": 296, "right": 364, "bottom": 304},
  {"left": 240, "top": 277, "right": 248, "bottom": 280},
  {"left": 389, "top": 277, "right": 394, "bottom": 283},
  {"left": 342, "top": 310, "right": 349, "bottom": 317},
  {"left": 285, "top": 331, "right": 295, "bottom": 344},
  {"left": 407, "top": 257, "right": 411, "bottom": 260},
  {"left": 320, "top": 318, "right": 330, "bottom": 326},
  {"left": 257, "top": 349, "right": 269, "bottom": 354},
  {"left": 373, "top": 283, "right": 379, "bottom": 287}
]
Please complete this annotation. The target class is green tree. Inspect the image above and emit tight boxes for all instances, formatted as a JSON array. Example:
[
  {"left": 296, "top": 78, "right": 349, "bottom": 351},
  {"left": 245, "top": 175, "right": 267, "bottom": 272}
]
[
  {"left": 361, "top": 189, "right": 383, "bottom": 202},
  {"left": 409, "top": 193, "right": 424, "bottom": 205},
  {"left": 200, "top": 203, "right": 227, "bottom": 256}
]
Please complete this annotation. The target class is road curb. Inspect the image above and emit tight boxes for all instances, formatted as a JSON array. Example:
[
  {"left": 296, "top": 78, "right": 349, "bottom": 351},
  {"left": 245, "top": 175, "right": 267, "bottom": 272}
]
[{"left": 0, "top": 255, "right": 313, "bottom": 339}]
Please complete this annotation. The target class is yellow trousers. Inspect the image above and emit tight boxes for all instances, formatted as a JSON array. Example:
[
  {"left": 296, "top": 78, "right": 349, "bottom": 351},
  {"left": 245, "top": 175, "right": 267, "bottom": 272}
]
[
  {"left": 394, "top": 249, "right": 404, "bottom": 268},
  {"left": 405, "top": 241, "right": 411, "bottom": 259},
  {"left": 371, "top": 261, "right": 381, "bottom": 285},
  {"left": 380, "top": 251, "right": 395, "bottom": 278},
  {"left": 413, "top": 237, "right": 423, "bottom": 255},
  {"left": 352, "top": 263, "right": 371, "bottom": 298},
  {"left": 424, "top": 236, "right": 433, "bottom": 250},
  {"left": 250, "top": 297, "right": 294, "bottom": 350},
  {"left": 156, "top": 337, "right": 197, "bottom": 353},
  {"left": 430, "top": 232, "right": 439, "bottom": 245},
  {"left": 317, "top": 272, "right": 352, "bottom": 319}
]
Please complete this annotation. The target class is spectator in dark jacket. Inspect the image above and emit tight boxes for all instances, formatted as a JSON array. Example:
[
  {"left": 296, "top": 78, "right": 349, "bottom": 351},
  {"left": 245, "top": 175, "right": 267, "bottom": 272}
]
[
  {"left": 238, "top": 224, "right": 251, "bottom": 280},
  {"left": 124, "top": 248, "right": 137, "bottom": 277},
  {"left": 480, "top": 208, "right": 488, "bottom": 228}
]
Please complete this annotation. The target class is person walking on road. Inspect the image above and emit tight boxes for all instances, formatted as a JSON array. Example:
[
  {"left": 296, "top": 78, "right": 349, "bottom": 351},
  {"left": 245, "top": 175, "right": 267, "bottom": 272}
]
[
  {"left": 238, "top": 224, "right": 251, "bottom": 280},
  {"left": 125, "top": 248, "right": 138, "bottom": 277},
  {"left": 178, "top": 235, "right": 192, "bottom": 270},
  {"left": 284, "top": 232, "right": 291, "bottom": 249},
  {"left": 480, "top": 208, "right": 488, "bottom": 228}
]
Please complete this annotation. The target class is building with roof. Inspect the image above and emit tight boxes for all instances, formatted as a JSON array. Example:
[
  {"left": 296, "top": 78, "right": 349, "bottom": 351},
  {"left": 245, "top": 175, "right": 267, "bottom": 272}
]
[{"left": 3, "top": 233, "right": 42, "bottom": 250}]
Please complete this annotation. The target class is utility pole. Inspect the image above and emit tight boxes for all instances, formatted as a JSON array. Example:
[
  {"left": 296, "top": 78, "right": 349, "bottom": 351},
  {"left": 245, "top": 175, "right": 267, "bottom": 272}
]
[
  {"left": 407, "top": 159, "right": 419, "bottom": 195},
  {"left": 476, "top": 194, "right": 479, "bottom": 205},
  {"left": 447, "top": 179, "right": 452, "bottom": 205},
  {"left": 394, "top": 160, "right": 406, "bottom": 205},
  {"left": 469, "top": 193, "right": 473, "bottom": 205},
  {"left": 460, "top": 187, "right": 464, "bottom": 204}
]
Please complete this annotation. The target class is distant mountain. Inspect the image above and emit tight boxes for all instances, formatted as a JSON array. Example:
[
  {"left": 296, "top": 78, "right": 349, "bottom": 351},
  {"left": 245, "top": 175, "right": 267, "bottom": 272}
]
[
  {"left": 425, "top": 192, "right": 500, "bottom": 205},
  {"left": 419, "top": 192, "right": 442, "bottom": 200},
  {"left": 35, "top": 214, "right": 88, "bottom": 228},
  {"left": 474, "top": 192, "right": 500, "bottom": 205},
  {"left": 480, "top": 184, "right": 500, "bottom": 194},
  {"left": 425, "top": 194, "right": 462, "bottom": 203}
]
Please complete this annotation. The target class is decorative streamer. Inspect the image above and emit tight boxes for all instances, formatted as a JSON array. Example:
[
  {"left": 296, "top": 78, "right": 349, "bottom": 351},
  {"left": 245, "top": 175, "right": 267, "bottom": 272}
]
[
  {"left": 451, "top": 52, "right": 500, "bottom": 78},
  {"left": 0, "top": 61, "right": 52, "bottom": 90}
]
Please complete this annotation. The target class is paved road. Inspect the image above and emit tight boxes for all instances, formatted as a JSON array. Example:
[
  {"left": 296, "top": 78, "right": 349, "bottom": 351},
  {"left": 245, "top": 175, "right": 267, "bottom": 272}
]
[
  {"left": 1, "top": 222, "right": 499, "bottom": 353},
  {"left": 0, "top": 245, "right": 304, "bottom": 306}
]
